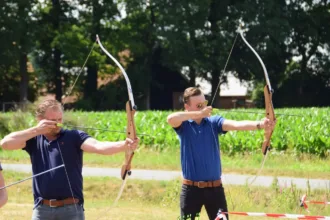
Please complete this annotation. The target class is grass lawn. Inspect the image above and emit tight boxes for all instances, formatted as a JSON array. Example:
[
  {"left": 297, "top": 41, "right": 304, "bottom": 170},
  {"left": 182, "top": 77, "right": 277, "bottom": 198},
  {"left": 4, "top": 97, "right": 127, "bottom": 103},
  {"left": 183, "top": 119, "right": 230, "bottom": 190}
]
[{"left": 0, "top": 171, "right": 329, "bottom": 219}]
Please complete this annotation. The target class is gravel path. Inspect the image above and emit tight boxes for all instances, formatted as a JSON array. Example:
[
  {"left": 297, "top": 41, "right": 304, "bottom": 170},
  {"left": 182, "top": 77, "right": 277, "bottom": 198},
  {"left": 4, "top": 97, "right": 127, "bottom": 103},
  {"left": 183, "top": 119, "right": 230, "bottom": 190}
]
[{"left": 2, "top": 163, "right": 329, "bottom": 190}]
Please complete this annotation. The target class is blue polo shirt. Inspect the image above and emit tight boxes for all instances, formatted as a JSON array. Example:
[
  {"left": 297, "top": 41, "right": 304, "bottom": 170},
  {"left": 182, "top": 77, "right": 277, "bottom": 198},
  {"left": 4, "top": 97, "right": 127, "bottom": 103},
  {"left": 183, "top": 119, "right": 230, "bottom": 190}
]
[
  {"left": 174, "top": 115, "right": 226, "bottom": 181},
  {"left": 23, "top": 129, "right": 90, "bottom": 208}
]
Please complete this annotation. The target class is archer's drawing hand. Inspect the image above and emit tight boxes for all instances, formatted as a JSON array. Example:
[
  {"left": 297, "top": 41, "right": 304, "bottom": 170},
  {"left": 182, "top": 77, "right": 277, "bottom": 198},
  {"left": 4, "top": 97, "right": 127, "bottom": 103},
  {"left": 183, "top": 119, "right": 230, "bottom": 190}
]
[
  {"left": 200, "top": 106, "right": 212, "bottom": 118},
  {"left": 35, "top": 120, "right": 57, "bottom": 135}
]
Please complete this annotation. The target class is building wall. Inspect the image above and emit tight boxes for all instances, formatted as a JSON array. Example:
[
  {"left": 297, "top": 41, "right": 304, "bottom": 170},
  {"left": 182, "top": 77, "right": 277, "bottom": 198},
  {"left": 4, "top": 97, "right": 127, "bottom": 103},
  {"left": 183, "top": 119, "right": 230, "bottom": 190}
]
[{"left": 218, "top": 96, "right": 255, "bottom": 109}]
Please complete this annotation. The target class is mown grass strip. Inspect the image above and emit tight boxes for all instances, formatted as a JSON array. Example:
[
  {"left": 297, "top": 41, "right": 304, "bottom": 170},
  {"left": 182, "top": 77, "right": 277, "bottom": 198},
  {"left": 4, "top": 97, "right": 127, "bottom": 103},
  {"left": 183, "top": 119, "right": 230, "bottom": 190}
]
[{"left": 0, "top": 171, "right": 329, "bottom": 220}]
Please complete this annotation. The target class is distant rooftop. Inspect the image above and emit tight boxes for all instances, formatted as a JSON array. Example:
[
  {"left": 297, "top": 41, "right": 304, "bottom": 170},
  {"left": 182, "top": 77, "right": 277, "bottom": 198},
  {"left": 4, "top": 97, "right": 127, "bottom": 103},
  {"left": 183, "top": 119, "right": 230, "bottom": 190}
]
[{"left": 197, "top": 73, "right": 251, "bottom": 97}]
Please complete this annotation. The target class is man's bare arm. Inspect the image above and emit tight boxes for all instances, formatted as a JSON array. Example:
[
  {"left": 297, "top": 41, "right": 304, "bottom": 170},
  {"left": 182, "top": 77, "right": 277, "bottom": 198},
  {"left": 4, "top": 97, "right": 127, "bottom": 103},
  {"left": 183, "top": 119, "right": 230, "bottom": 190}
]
[
  {"left": 81, "top": 137, "right": 138, "bottom": 155},
  {"left": 0, "top": 127, "right": 40, "bottom": 150},
  {"left": 0, "top": 120, "right": 57, "bottom": 150},
  {"left": 222, "top": 118, "right": 275, "bottom": 131},
  {"left": 0, "top": 171, "right": 8, "bottom": 208},
  {"left": 167, "top": 107, "right": 212, "bottom": 128}
]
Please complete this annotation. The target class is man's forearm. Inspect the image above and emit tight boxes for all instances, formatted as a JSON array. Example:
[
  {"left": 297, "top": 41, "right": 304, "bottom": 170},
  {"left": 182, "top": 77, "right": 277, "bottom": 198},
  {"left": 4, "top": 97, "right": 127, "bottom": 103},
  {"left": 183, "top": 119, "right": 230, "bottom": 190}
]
[
  {"left": 223, "top": 120, "right": 265, "bottom": 131},
  {"left": 237, "top": 120, "right": 264, "bottom": 130},
  {"left": 95, "top": 141, "right": 127, "bottom": 155},
  {"left": 0, "top": 127, "right": 39, "bottom": 150},
  {"left": 167, "top": 111, "right": 202, "bottom": 127}
]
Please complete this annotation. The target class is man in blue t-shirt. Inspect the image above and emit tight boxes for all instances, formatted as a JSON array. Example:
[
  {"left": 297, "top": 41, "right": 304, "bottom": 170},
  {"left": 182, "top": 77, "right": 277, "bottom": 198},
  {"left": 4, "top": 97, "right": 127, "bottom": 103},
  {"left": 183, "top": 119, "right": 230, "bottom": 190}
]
[
  {"left": 0, "top": 99, "right": 139, "bottom": 220},
  {"left": 0, "top": 162, "right": 8, "bottom": 208},
  {"left": 167, "top": 87, "right": 276, "bottom": 220}
]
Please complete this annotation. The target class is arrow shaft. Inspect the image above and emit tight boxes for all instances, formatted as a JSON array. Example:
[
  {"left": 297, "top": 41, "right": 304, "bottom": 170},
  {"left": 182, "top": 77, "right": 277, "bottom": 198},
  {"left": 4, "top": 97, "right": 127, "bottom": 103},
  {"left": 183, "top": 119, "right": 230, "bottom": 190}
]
[
  {"left": 60, "top": 124, "right": 150, "bottom": 136},
  {"left": 215, "top": 109, "right": 302, "bottom": 117},
  {"left": 0, "top": 164, "right": 64, "bottom": 190}
]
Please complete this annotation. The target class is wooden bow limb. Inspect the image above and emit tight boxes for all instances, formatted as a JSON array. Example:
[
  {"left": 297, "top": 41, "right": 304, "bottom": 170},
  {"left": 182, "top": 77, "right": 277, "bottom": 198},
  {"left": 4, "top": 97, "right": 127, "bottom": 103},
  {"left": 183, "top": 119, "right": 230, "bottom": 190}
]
[
  {"left": 238, "top": 26, "right": 276, "bottom": 185},
  {"left": 96, "top": 35, "right": 138, "bottom": 181}
]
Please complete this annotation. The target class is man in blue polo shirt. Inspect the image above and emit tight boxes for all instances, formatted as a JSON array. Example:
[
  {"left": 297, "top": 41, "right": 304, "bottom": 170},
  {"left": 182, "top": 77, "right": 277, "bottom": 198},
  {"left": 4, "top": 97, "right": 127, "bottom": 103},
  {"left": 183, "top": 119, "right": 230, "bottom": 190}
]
[
  {"left": 0, "top": 99, "right": 139, "bottom": 220},
  {"left": 0, "top": 162, "right": 8, "bottom": 208},
  {"left": 167, "top": 87, "right": 276, "bottom": 220}
]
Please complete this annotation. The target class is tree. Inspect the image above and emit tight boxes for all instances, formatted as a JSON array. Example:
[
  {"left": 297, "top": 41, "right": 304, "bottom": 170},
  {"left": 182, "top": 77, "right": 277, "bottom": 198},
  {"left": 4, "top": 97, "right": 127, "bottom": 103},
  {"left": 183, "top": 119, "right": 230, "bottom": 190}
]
[
  {"left": 33, "top": 0, "right": 78, "bottom": 102},
  {"left": 279, "top": 0, "right": 330, "bottom": 106},
  {"left": 77, "top": 0, "right": 120, "bottom": 100},
  {"left": 0, "top": 0, "right": 38, "bottom": 107}
]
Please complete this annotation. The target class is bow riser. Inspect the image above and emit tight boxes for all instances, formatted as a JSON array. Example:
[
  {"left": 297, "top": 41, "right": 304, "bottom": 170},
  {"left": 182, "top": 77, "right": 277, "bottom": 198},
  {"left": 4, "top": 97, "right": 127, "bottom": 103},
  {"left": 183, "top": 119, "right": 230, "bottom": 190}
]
[
  {"left": 262, "top": 85, "right": 276, "bottom": 155},
  {"left": 121, "top": 100, "right": 137, "bottom": 180}
]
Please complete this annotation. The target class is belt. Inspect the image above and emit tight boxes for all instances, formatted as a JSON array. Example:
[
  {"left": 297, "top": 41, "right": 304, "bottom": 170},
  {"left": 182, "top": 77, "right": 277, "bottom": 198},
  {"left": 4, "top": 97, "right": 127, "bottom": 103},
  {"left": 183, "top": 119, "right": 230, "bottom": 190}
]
[
  {"left": 183, "top": 179, "right": 222, "bottom": 188},
  {"left": 42, "top": 198, "right": 79, "bottom": 207}
]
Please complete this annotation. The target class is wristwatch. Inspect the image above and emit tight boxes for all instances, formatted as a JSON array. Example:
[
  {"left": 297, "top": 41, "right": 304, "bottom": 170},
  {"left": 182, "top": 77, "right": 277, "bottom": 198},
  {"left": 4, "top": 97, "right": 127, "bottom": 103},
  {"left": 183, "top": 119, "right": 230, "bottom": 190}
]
[{"left": 257, "top": 123, "right": 261, "bottom": 130}]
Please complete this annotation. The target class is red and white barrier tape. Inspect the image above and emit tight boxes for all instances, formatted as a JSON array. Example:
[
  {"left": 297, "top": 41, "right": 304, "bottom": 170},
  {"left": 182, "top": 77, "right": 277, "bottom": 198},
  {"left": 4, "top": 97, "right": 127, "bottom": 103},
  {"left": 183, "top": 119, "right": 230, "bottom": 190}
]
[
  {"left": 215, "top": 210, "right": 330, "bottom": 220},
  {"left": 300, "top": 194, "right": 330, "bottom": 212},
  {"left": 301, "top": 194, "right": 330, "bottom": 206}
]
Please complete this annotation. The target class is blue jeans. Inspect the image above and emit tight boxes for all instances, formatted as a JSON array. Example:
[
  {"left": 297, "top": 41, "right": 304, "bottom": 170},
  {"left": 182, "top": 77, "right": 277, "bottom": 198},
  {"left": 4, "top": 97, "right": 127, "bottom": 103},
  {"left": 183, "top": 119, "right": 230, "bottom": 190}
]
[{"left": 32, "top": 204, "right": 85, "bottom": 220}]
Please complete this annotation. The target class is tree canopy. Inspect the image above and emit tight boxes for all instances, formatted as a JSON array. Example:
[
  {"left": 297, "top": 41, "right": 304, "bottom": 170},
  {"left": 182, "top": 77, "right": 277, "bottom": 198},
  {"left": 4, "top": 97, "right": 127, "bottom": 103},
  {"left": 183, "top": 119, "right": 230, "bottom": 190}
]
[{"left": 0, "top": 0, "right": 329, "bottom": 110}]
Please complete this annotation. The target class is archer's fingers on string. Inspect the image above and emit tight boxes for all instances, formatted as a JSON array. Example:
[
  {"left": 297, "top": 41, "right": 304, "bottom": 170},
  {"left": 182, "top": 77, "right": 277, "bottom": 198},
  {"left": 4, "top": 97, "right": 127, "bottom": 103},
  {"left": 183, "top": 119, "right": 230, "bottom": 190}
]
[
  {"left": 43, "top": 121, "right": 57, "bottom": 126},
  {"left": 45, "top": 124, "right": 57, "bottom": 128}
]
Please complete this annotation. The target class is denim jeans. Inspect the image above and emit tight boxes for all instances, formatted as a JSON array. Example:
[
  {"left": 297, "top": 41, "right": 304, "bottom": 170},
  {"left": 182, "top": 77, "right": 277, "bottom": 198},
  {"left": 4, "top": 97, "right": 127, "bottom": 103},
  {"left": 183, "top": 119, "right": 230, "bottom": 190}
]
[
  {"left": 180, "top": 184, "right": 229, "bottom": 220},
  {"left": 32, "top": 204, "right": 85, "bottom": 220}
]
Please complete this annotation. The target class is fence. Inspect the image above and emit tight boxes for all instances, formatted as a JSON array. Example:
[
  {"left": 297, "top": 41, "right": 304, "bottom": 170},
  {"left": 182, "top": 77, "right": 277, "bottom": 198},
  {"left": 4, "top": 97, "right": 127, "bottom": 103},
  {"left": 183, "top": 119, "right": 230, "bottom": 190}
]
[{"left": 1, "top": 101, "right": 30, "bottom": 112}]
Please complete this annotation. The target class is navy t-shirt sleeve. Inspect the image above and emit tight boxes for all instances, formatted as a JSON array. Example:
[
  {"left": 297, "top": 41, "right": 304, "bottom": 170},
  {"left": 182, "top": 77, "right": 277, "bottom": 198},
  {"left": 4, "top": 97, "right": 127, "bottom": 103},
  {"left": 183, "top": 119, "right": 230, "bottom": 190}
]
[
  {"left": 173, "top": 121, "right": 186, "bottom": 135},
  {"left": 212, "top": 115, "right": 227, "bottom": 134},
  {"left": 24, "top": 137, "right": 37, "bottom": 155},
  {"left": 76, "top": 130, "right": 90, "bottom": 148}
]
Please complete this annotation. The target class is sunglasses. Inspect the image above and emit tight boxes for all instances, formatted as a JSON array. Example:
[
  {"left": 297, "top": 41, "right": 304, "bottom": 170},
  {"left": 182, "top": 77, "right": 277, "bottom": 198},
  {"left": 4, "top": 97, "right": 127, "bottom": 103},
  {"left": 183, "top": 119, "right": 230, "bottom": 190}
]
[{"left": 196, "top": 100, "right": 208, "bottom": 109}]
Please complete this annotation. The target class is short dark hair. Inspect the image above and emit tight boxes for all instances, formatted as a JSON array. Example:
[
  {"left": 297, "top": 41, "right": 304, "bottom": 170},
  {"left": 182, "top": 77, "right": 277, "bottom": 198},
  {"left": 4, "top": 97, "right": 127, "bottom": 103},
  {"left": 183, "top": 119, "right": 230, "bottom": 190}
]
[{"left": 183, "top": 87, "right": 202, "bottom": 104}]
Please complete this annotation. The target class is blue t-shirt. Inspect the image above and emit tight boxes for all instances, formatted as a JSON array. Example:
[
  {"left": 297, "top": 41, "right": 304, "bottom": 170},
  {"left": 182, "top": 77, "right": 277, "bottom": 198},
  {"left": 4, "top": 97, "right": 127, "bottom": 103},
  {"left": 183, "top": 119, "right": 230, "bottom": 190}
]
[
  {"left": 23, "top": 129, "right": 90, "bottom": 208},
  {"left": 174, "top": 115, "right": 226, "bottom": 181}
]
